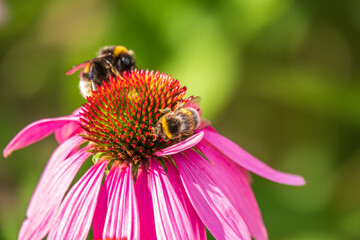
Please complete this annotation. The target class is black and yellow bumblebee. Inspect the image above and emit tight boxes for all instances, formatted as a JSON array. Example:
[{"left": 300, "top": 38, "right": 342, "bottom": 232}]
[
  {"left": 154, "top": 97, "right": 211, "bottom": 140},
  {"left": 66, "top": 45, "right": 136, "bottom": 98}
]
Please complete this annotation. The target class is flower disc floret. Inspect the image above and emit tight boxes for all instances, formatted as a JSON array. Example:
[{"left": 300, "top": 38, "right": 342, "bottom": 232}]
[{"left": 80, "top": 70, "right": 187, "bottom": 164}]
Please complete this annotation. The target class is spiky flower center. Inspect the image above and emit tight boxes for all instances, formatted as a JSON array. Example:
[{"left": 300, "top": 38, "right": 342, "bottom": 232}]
[{"left": 80, "top": 70, "right": 188, "bottom": 164}]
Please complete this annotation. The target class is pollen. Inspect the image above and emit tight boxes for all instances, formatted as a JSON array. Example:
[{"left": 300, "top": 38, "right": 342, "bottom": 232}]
[{"left": 80, "top": 70, "right": 188, "bottom": 164}]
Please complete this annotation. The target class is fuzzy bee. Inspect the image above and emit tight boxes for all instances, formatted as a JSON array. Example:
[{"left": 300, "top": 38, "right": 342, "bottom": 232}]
[
  {"left": 66, "top": 45, "right": 136, "bottom": 98},
  {"left": 154, "top": 97, "right": 211, "bottom": 140}
]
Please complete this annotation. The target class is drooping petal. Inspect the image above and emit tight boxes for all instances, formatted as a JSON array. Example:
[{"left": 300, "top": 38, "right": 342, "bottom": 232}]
[
  {"left": 173, "top": 151, "right": 251, "bottom": 240},
  {"left": 165, "top": 161, "right": 206, "bottom": 240},
  {"left": 54, "top": 121, "right": 82, "bottom": 144},
  {"left": 148, "top": 159, "right": 206, "bottom": 240},
  {"left": 54, "top": 108, "right": 83, "bottom": 144},
  {"left": 47, "top": 159, "right": 108, "bottom": 240},
  {"left": 203, "top": 129, "right": 306, "bottom": 186},
  {"left": 237, "top": 165, "right": 253, "bottom": 184},
  {"left": 155, "top": 131, "right": 204, "bottom": 156},
  {"left": 26, "top": 135, "right": 86, "bottom": 217},
  {"left": 19, "top": 147, "right": 91, "bottom": 240},
  {"left": 196, "top": 142, "right": 268, "bottom": 240},
  {"left": 92, "top": 175, "right": 111, "bottom": 239},
  {"left": 3, "top": 116, "right": 80, "bottom": 157},
  {"left": 134, "top": 165, "right": 156, "bottom": 240},
  {"left": 70, "top": 107, "right": 83, "bottom": 117},
  {"left": 93, "top": 162, "right": 139, "bottom": 240}
]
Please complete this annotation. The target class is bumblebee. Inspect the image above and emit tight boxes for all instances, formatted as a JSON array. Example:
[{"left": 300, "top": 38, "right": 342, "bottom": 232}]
[
  {"left": 66, "top": 45, "right": 136, "bottom": 98},
  {"left": 154, "top": 97, "right": 211, "bottom": 140}
]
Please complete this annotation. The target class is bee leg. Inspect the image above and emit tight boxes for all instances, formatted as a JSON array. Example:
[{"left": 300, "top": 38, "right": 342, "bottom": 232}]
[
  {"left": 89, "top": 64, "right": 97, "bottom": 92},
  {"left": 104, "top": 59, "right": 121, "bottom": 76}
]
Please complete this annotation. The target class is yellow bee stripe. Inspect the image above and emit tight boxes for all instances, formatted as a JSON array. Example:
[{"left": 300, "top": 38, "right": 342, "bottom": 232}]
[
  {"left": 161, "top": 117, "right": 172, "bottom": 139},
  {"left": 180, "top": 108, "right": 192, "bottom": 117},
  {"left": 113, "top": 46, "right": 128, "bottom": 57}
]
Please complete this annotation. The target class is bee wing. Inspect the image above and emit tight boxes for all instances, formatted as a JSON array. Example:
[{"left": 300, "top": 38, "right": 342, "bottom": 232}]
[
  {"left": 65, "top": 52, "right": 112, "bottom": 75},
  {"left": 183, "top": 96, "right": 201, "bottom": 110},
  {"left": 66, "top": 62, "right": 89, "bottom": 75},
  {"left": 196, "top": 118, "right": 211, "bottom": 130}
]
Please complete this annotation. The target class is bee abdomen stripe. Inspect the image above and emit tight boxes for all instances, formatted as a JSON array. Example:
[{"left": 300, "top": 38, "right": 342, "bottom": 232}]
[
  {"left": 180, "top": 108, "right": 192, "bottom": 117},
  {"left": 161, "top": 117, "right": 173, "bottom": 139}
]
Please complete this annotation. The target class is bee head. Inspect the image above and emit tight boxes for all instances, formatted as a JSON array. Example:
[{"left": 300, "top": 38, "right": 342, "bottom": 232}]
[{"left": 116, "top": 54, "right": 134, "bottom": 71}]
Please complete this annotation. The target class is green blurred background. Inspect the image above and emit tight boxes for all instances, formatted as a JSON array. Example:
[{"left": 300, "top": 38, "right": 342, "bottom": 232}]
[{"left": 1, "top": 0, "right": 359, "bottom": 239}]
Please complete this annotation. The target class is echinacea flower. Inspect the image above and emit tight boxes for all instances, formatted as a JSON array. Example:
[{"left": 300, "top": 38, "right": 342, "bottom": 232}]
[{"left": 4, "top": 70, "right": 305, "bottom": 240}]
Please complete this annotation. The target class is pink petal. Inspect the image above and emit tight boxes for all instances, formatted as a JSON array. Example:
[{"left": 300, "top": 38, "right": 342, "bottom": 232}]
[
  {"left": 3, "top": 116, "right": 80, "bottom": 158},
  {"left": 197, "top": 142, "right": 268, "bottom": 240},
  {"left": 93, "top": 163, "right": 139, "bottom": 240},
  {"left": 203, "top": 129, "right": 306, "bottom": 186},
  {"left": 70, "top": 107, "right": 83, "bottom": 117},
  {"left": 154, "top": 131, "right": 204, "bottom": 156},
  {"left": 92, "top": 177, "right": 111, "bottom": 239},
  {"left": 134, "top": 165, "right": 156, "bottom": 240},
  {"left": 54, "top": 122, "right": 82, "bottom": 144},
  {"left": 166, "top": 161, "right": 207, "bottom": 240},
  {"left": 19, "top": 147, "right": 91, "bottom": 240},
  {"left": 54, "top": 108, "right": 83, "bottom": 144},
  {"left": 238, "top": 165, "right": 253, "bottom": 184},
  {"left": 47, "top": 159, "right": 108, "bottom": 240},
  {"left": 27, "top": 135, "right": 86, "bottom": 217},
  {"left": 173, "top": 151, "right": 252, "bottom": 240},
  {"left": 93, "top": 162, "right": 128, "bottom": 238},
  {"left": 148, "top": 159, "right": 206, "bottom": 240}
]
